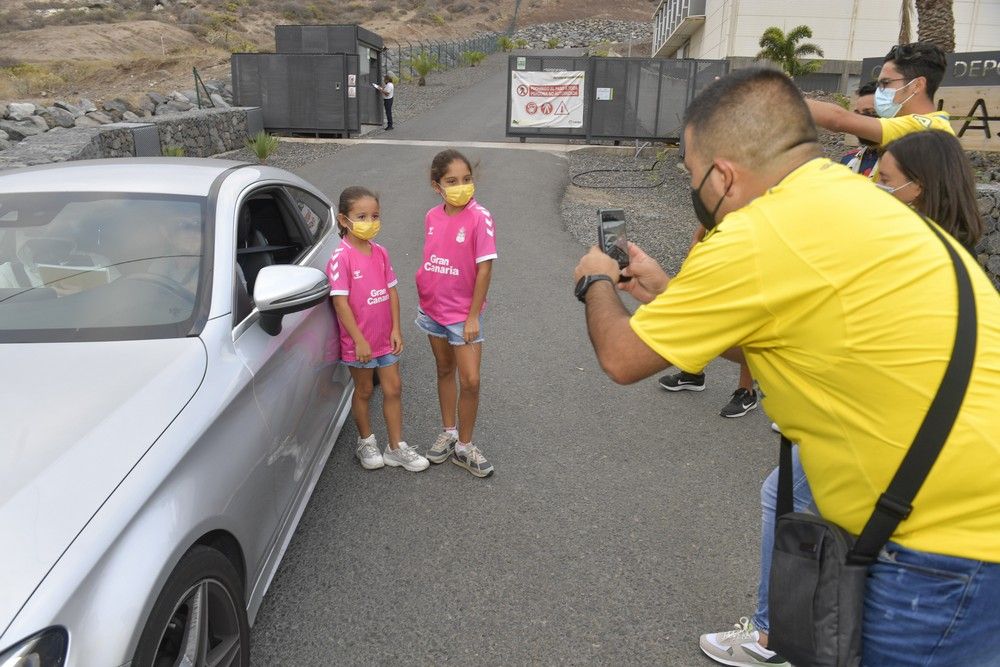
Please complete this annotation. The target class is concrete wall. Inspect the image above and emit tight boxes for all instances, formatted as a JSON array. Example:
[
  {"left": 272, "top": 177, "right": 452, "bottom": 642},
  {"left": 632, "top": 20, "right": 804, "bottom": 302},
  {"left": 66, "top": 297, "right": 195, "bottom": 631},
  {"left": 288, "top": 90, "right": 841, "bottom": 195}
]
[
  {"left": 660, "top": 0, "right": 1000, "bottom": 61},
  {"left": 0, "top": 107, "right": 256, "bottom": 170}
]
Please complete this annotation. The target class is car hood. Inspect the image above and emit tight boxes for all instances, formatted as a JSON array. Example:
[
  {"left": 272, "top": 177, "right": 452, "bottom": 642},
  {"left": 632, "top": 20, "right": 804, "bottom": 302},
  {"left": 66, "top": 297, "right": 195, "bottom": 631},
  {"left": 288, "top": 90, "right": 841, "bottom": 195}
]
[{"left": 0, "top": 338, "right": 206, "bottom": 636}]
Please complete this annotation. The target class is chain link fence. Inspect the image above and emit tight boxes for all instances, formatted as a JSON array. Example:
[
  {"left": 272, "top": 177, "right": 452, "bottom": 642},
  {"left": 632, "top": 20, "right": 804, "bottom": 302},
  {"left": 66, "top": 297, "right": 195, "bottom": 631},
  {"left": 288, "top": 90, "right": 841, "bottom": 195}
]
[{"left": 383, "top": 33, "right": 503, "bottom": 82}]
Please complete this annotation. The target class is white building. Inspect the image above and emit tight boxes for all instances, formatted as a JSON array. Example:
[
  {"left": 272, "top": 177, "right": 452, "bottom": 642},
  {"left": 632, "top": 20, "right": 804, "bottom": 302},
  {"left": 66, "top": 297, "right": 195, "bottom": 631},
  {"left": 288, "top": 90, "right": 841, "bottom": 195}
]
[{"left": 652, "top": 0, "right": 1000, "bottom": 61}]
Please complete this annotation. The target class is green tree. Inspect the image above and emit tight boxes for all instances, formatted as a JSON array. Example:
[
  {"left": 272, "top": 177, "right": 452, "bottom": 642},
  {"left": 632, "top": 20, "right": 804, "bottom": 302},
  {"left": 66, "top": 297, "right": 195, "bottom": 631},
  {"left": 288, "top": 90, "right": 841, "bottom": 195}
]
[
  {"left": 404, "top": 51, "right": 441, "bottom": 86},
  {"left": 756, "top": 25, "right": 825, "bottom": 77},
  {"left": 914, "top": 0, "right": 955, "bottom": 52}
]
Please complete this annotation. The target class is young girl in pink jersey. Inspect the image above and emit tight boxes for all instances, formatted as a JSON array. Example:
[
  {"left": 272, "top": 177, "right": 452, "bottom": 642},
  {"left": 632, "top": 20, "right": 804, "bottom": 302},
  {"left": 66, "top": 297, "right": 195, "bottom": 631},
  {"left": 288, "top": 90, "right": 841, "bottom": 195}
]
[
  {"left": 416, "top": 150, "right": 497, "bottom": 478},
  {"left": 328, "top": 186, "right": 428, "bottom": 473}
]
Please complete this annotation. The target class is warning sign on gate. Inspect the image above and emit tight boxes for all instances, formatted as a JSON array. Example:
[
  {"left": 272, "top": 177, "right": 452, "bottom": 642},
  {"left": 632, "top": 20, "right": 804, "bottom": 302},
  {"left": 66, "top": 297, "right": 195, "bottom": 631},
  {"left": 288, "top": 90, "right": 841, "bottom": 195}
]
[{"left": 510, "top": 70, "right": 585, "bottom": 129}]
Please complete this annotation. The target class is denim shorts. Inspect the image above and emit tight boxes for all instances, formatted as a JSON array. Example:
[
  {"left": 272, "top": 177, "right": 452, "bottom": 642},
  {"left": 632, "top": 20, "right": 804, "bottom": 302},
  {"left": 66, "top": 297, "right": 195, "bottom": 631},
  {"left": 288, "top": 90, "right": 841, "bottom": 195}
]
[
  {"left": 343, "top": 353, "right": 400, "bottom": 369},
  {"left": 415, "top": 307, "right": 484, "bottom": 345}
]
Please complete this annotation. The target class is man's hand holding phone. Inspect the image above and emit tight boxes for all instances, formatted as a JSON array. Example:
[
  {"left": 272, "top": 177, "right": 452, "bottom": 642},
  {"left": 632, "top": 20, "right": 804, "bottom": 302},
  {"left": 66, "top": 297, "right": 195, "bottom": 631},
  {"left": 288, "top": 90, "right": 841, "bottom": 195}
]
[{"left": 618, "top": 243, "right": 670, "bottom": 304}]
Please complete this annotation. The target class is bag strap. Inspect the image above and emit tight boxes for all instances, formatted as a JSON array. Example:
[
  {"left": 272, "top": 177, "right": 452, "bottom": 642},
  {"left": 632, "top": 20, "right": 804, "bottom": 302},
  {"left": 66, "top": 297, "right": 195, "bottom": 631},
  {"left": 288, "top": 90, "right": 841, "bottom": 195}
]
[{"left": 777, "top": 217, "right": 978, "bottom": 564}]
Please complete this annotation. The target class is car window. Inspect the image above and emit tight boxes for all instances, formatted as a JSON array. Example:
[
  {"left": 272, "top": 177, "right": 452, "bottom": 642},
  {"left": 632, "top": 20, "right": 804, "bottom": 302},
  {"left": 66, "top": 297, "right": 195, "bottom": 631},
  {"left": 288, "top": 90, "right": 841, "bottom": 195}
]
[
  {"left": 233, "top": 188, "right": 312, "bottom": 325},
  {"left": 0, "top": 192, "right": 207, "bottom": 343},
  {"left": 286, "top": 187, "right": 332, "bottom": 243}
]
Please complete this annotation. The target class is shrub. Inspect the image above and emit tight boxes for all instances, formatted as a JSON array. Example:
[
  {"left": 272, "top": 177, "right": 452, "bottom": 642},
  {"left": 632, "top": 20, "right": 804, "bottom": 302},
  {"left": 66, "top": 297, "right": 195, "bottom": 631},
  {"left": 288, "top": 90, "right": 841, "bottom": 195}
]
[
  {"left": 1, "top": 62, "right": 65, "bottom": 96},
  {"left": 514, "top": 38, "right": 528, "bottom": 48},
  {"left": 546, "top": 37, "right": 560, "bottom": 49},
  {"left": 498, "top": 36, "right": 514, "bottom": 52},
  {"left": 833, "top": 92, "right": 851, "bottom": 110},
  {"left": 246, "top": 131, "right": 280, "bottom": 163},
  {"left": 162, "top": 145, "right": 186, "bottom": 157},
  {"left": 403, "top": 51, "right": 441, "bottom": 86},
  {"left": 460, "top": 50, "right": 486, "bottom": 67}
]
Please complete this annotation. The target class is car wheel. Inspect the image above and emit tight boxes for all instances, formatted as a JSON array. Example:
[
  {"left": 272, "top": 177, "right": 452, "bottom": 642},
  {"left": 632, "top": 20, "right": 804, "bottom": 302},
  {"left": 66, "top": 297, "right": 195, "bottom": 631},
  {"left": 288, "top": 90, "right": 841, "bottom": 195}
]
[{"left": 133, "top": 545, "right": 250, "bottom": 667}]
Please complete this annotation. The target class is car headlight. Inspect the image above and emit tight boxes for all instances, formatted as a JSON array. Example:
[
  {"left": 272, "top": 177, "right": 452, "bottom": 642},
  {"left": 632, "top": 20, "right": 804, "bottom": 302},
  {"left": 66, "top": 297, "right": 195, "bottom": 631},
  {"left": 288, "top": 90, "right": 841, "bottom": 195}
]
[{"left": 0, "top": 628, "right": 68, "bottom": 667}]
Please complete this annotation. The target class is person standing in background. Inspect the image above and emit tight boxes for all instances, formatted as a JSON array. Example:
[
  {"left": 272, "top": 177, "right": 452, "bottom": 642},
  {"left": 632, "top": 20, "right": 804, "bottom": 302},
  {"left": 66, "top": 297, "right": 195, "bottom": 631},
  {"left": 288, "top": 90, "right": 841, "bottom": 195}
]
[{"left": 374, "top": 73, "right": 395, "bottom": 131}]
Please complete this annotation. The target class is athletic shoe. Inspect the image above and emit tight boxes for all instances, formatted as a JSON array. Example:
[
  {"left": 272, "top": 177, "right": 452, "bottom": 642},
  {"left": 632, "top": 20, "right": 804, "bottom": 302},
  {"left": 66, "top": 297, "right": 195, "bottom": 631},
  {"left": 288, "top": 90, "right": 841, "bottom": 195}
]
[
  {"left": 700, "top": 617, "right": 789, "bottom": 666},
  {"left": 426, "top": 430, "right": 457, "bottom": 464},
  {"left": 383, "top": 442, "right": 429, "bottom": 472},
  {"left": 658, "top": 370, "right": 706, "bottom": 392},
  {"left": 451, "top": 445, "right": 494, "bottom": 478},
  {"left": 356, "top": 434, "right": 383, "bottom": 470},
  {"left": 720, "top": 388, "right": 758, "bottom": 418}
]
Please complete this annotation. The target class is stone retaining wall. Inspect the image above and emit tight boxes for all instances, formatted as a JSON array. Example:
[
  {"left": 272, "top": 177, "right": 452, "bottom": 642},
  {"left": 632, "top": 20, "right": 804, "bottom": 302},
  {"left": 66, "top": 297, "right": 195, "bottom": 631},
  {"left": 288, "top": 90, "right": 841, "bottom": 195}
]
[
  {"left": 976, "top": 183, "right": 1000, "bottom": 290},
  {"left": 0, "top": 107, "right": 254, "bottom": 170}
]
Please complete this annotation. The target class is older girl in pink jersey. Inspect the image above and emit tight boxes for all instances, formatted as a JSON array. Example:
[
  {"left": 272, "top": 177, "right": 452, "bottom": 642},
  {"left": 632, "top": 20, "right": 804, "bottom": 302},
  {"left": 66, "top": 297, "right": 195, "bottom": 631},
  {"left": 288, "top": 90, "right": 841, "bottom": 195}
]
[
  {"left": 328, "top": 186, "right": 428, "bottom": 473},
  {"left": 416, "top": 150, "right": 497, "bottom": 477}
]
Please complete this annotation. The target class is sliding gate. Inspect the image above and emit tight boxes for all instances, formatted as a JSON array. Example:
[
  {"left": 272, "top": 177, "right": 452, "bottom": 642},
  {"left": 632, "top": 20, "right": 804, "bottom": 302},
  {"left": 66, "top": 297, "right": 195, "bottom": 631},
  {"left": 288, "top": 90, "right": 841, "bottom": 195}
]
[{"left": 506, "top": 55, "right": 729, "bottom": 142}]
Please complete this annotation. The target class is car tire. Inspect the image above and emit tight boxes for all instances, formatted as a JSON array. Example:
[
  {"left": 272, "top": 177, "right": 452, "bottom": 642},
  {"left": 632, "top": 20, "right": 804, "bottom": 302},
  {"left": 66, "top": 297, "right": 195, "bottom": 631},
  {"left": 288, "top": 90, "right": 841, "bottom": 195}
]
[{"left": 133, "top": 545, "right": 250, "bottom": 667}]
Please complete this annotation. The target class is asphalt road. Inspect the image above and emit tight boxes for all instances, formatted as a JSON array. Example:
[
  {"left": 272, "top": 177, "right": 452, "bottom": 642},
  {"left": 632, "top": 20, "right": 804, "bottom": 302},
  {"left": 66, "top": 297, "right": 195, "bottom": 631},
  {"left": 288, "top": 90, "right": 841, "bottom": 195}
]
[{"left": 249, "top": 58, "right": 777, "bottom": 666}]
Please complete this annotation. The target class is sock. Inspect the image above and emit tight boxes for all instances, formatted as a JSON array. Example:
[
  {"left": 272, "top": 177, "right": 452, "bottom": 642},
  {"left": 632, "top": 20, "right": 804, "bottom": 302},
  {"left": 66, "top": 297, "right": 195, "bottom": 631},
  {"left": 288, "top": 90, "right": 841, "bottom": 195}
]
[
  {"left": 444, "top": 427, "right": 458, "bottom": 439},
  {"left": 455, "top": 440, "right": 471, "bottom": 455}
]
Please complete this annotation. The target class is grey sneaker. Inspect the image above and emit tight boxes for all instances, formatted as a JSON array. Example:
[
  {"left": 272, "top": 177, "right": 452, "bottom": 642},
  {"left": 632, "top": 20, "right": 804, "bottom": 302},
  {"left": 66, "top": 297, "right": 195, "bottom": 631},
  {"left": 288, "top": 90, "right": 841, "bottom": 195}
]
[
  {"left": 383, "top": 442, "right": 429, "bottom": 472},
  {"left": 451, "top": 445, "right": 494, "bottom": 478},
  {"left": 355, "top": 435, "right": 383, "bottom": 470},
  {"left": 699, "top": 617, "right": 789, "bottom": 666},
  {"left": 720, "top": 388, "right": 759, "bottom": 418},
  {"left": 426, "top": 430, "right": 457, "bottom": 464}
]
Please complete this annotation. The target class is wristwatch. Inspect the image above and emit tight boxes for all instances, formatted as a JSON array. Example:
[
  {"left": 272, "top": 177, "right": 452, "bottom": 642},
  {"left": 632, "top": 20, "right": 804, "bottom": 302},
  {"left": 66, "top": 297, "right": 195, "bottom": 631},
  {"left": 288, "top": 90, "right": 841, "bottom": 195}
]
[{"left": 575, "top": 274, "right": 614, "bottom": 303}]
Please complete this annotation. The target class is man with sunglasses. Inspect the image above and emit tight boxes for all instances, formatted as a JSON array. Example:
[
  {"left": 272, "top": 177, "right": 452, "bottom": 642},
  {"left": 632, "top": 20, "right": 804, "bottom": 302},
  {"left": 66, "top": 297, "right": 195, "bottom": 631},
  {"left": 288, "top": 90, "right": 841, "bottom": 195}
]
[{"left": 807, "top": 42, "right": 954, "bottom": 180}]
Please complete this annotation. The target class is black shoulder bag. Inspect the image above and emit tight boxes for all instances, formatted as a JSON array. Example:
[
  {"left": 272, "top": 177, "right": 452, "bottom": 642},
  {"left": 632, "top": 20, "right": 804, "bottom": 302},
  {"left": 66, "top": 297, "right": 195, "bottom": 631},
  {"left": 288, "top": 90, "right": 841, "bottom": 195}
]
[{"left": 767, "top": 219, "right": 978, "bottom": 667}]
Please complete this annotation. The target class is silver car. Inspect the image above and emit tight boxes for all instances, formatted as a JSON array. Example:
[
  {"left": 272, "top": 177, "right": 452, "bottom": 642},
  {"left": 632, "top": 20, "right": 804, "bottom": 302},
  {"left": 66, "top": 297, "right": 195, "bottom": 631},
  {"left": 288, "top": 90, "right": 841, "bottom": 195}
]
[{"left": 0, "top": 158, "right": 353, "bottom": 666}]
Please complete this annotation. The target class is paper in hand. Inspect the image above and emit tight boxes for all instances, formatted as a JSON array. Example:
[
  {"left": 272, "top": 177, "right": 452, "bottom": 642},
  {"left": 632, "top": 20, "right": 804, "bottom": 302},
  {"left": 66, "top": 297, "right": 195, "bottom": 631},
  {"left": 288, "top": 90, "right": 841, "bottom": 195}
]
[{"left": 371, "top": 82, "right": 380, "bottom": 89}]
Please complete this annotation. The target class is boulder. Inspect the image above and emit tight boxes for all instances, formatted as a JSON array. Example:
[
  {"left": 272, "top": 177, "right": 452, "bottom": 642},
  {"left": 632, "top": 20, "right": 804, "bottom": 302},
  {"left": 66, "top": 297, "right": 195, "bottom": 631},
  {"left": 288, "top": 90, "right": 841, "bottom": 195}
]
[
  {"left": 103, "top": 98, "right": 132, "bottom": 114},
  {"left": 44, "top": 107, "right": 77, "bottom": 128},
  {"left": 0, "top": 130, "right": 7, "bottom": 141},
  {"left": 210, "top": 93, "right": 230, "bottom": 108},
  {"left": 53, "top": 100, "right": 84, "bottom": 117},
  {"left": 0, "top": 119, "right": 45, "bottom": 141},
  {"left": 169, "top": 90, "right": 190, "bottom": 103},
  {"left": 5, "top": 102, "right": 37, "bottom": 121},
  {"left": 181, "top": 89, "right": 198, "bottom": 103},
  {"left": 166, "top": 100, "right": 194, "bottom": 112},
  {"left": 78, "top": 98, "right": 98, "bottom": 113},
  {"left": 0, "top": 138, "right": 10, "bottom": 152},
  {"left": 978, "top": 195, "right": 994, "bottom": 217},
  {"left": 122, "top": 110, "right": 141, "bottom": 122},
  {"left": 74, "top": 115, "right": 103, "bottom": 128},
  {"left": 26, "top": 115, "right": 49, "bottom": 131},
  {"left": 147, "top": 91, "right": 167, "bottom": 106},
  {"left": 154, "top": 103, "right": 172, "bottom": 116},
  {"left": 85, "top": 111, "right": 114, "bottom": 124}
]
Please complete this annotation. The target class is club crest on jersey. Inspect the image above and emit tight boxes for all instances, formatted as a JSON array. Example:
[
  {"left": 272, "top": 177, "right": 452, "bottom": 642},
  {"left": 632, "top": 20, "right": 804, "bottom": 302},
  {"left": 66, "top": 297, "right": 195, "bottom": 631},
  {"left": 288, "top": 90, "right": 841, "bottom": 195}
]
[
  {"left": 428, "top": 226, "right": 434, "bottom": 236},
  {"left": 353, "top": 269, "right": 363, "bottom": 280},
  {"left": 456, "top": 227, "right": 466, "bottom": 243}
]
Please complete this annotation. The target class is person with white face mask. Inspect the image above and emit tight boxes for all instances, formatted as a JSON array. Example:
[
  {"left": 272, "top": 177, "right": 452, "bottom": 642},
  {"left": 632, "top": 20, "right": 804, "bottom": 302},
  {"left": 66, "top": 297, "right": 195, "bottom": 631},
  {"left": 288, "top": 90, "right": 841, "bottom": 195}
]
[{"left": 804, "top": 42, "right": 954, "bottom": 181}]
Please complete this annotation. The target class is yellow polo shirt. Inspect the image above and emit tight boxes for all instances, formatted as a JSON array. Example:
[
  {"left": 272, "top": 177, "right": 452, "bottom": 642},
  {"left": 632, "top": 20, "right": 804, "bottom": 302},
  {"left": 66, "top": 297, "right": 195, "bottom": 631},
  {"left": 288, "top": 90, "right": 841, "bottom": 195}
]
[
  {"left": 879, "top": 110, "right": 955, "bottom": 145},
  {"left": 631, "top": 158, "right": 1000, "bottom": 562}
]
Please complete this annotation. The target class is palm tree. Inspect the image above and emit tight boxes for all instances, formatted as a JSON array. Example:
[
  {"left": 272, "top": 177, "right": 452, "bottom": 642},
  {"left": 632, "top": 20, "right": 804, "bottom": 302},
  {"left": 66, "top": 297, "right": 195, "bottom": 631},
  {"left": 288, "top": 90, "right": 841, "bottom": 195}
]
[
  {"left": 899, "top": 0, "right": 914, "bottom": 43},
  {"left": 404, "top": 51, "right": 441, "bottom": 86},
  {"left": 914, "top": 0, "right": 955, "bottom": 52},
  {"left": 756, "top": 25, "right": 825, "bottom": 77}
]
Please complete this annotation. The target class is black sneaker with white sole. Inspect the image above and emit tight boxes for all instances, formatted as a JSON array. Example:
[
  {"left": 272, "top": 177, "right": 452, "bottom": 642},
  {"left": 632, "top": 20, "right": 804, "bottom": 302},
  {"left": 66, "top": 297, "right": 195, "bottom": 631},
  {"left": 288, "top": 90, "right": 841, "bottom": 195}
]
[
  {"left": 720, "top": 388, "right": 758, "bottom": 418},
  {"left": 658, "top": 370, "right": 706, "bottom": 392}
]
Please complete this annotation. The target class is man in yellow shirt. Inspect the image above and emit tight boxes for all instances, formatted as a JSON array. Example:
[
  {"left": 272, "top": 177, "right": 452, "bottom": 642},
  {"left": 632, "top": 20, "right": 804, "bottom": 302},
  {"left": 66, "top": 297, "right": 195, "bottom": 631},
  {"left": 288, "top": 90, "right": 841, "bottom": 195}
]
[
  {"left": 807, "top": 42, "right": 954, "bottom": 179},
  {"left": 573, "top": 68, "right": 1000, "bottom": 666}
]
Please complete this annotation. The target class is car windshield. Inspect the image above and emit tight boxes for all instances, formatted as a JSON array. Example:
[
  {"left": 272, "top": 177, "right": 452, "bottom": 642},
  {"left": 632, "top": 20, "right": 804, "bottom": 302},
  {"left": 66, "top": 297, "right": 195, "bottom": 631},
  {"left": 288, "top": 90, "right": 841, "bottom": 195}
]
[{"left": 0, "top": 192, "right": 208, "bottom": 343}]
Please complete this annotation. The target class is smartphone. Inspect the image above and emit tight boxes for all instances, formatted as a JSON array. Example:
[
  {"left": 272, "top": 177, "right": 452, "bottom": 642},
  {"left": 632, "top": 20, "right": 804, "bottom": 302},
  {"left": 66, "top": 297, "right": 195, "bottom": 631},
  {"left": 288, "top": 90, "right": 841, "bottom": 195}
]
[{"left": 598, "top": 208, "right": 630, "bottom": 280}]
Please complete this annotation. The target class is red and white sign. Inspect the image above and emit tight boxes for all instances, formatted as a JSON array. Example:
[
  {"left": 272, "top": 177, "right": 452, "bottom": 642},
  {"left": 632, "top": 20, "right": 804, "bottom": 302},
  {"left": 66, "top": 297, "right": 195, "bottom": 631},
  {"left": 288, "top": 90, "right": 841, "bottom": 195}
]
[{"left": 510, "top": 70, "right": 585, "bottom": 129}]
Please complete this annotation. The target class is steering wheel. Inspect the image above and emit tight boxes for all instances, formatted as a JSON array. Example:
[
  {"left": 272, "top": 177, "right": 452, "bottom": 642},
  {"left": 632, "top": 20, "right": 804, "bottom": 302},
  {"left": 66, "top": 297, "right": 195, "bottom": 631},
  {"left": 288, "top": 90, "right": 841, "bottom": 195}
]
[{"left": 124, "top": 272, "right": 197, "bottom": 306}]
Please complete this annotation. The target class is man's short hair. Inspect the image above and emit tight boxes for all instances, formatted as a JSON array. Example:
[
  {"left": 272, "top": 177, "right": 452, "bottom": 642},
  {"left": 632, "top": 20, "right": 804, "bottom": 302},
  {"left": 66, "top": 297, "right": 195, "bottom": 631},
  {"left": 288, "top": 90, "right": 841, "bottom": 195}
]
[
  {"left": 856, "top": 80, "right": 878, "bottom": 97},
  {"left": 683, "top": 68, "right": 817, "bottom": 167},
  {"left": 884, "top": 42, "right": 946, "bottom": 98}
]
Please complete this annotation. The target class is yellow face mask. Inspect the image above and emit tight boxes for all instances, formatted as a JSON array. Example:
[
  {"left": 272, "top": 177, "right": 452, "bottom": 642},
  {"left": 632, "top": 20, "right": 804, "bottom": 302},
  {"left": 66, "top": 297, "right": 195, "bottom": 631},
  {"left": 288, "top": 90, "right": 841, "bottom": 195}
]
[
  {"left": 441, "top": 183, "right": 475, "bottom": 208},
  {"left": 348, "top": 218, "right": 381, "bottom": 240}
]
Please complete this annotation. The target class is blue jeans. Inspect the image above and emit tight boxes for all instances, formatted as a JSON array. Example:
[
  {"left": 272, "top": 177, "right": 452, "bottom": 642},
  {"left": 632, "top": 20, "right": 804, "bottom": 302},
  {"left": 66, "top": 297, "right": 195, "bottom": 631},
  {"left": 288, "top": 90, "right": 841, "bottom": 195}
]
[
  {"left": 753, "top": 445, "right": 815, "bottom": 634},
  {"left": 862, "top": 542, "right": 1000, "bottom": 666},
  {"left": 415, "top": 307, "right": 484, "bottom": 345}
]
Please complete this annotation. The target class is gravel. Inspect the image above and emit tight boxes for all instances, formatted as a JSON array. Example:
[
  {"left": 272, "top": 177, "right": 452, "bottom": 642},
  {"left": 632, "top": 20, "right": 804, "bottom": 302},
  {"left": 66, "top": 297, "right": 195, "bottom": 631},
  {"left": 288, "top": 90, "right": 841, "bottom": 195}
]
[
  {"left": 213, "top": 141, "right": 348, "bottom": 174},
  {"left": 561, "top": 147, "right": 696, "bottom": 275}
]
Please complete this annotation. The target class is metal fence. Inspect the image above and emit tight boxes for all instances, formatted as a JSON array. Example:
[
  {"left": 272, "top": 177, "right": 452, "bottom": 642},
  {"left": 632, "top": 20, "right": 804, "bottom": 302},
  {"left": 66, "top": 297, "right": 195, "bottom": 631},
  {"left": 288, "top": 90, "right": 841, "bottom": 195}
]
[
  {"left": 384, "top": 33, "right": 502, "bottom": 82},
  {"left": 506, "top": 55, "right": 729, "bottom": 142}
]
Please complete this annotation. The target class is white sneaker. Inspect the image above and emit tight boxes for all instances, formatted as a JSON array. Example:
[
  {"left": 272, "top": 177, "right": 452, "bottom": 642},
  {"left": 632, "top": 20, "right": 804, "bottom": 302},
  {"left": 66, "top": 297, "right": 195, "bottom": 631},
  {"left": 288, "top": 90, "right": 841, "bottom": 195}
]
[
  {"left": 382, "top": 441, "right": 429, "bottom": 472},
  {"left": 699, "top": 617, "right": 789, "bottom": 666},
  {"left": 356, "top": 435, "right": 383, "bottom": 469}
]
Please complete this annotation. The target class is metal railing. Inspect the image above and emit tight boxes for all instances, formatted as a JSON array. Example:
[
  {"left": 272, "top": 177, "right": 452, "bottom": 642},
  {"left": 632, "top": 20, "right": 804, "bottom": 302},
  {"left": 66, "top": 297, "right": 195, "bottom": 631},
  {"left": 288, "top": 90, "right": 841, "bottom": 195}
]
[{"left": 383, "top": 33, "right": 502, "bottom": 83}]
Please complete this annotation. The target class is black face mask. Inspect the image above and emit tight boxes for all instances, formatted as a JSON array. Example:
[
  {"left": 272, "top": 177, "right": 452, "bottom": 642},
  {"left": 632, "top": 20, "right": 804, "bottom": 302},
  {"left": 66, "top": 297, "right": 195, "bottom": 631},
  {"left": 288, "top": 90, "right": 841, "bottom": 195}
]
[{"left": 691, "top": 164, "right": 729, "bottom": 231}]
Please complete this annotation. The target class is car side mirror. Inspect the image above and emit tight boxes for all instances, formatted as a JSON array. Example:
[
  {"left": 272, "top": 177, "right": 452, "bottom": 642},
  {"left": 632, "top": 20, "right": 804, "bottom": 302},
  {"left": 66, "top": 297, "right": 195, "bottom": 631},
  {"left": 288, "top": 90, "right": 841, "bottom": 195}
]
[{"left": 253, "top": 265, "right": 329, "bottom": 336}]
